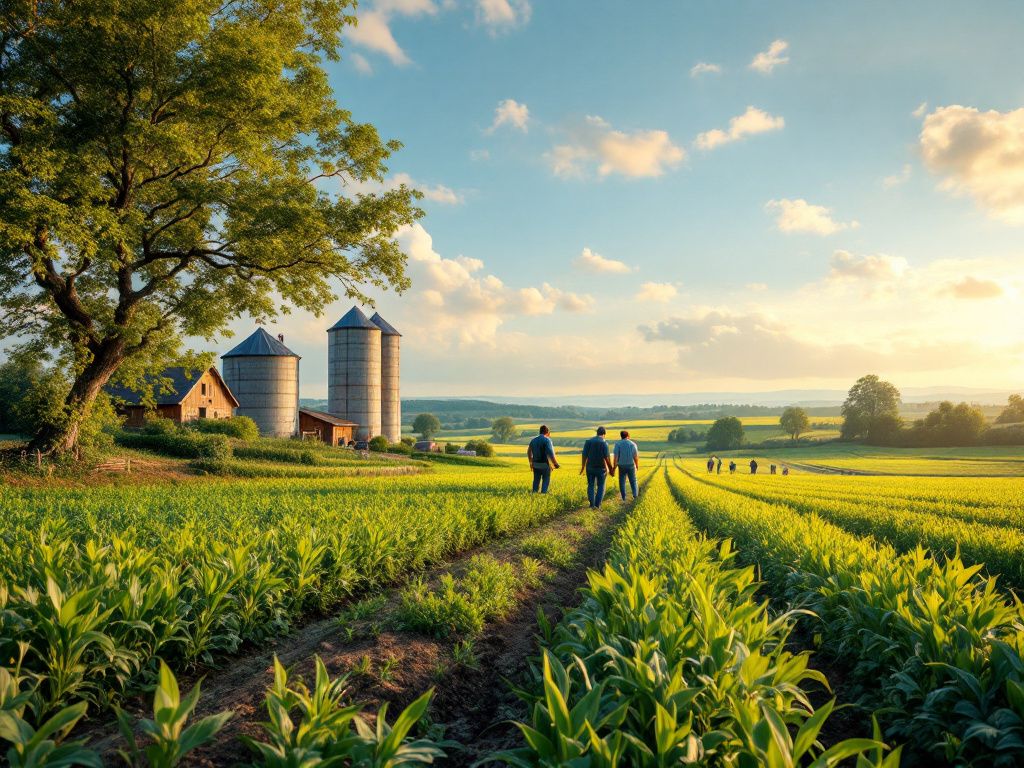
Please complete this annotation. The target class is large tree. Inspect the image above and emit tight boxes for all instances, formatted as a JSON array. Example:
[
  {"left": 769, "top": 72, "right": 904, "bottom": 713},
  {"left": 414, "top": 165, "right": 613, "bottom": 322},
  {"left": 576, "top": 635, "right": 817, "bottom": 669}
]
[
  {"left": 840, "top": 374, "right": 901, "bottom": 441},
  {"left": 779, "top": 406, "right": 809, "bottom": 441},
  {"left": 0, "top": 1, "right": 421, "bottom": 453},
  {"left": 490, "top": 416, "right": 516, "bottom": 443},
  {"left": 705, "top": 416, "right": 744, "bottom": 451},
  {"left": 412, "top": 413, "right": 440, "bottom": 440}
]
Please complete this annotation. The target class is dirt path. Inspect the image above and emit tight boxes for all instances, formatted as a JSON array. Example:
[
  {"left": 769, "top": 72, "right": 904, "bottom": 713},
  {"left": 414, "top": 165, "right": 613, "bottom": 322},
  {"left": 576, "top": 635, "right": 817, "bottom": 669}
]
[{"left": 81, "top": 500, "right": 630, "bottom": 765}]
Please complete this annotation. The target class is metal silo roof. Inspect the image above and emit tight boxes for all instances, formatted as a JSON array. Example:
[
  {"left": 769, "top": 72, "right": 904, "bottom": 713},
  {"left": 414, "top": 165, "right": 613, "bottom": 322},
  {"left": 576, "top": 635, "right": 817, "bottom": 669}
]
[
  {"left": 370, "top": 312, "right": 401, "bottom": 337},
  {"left": 329, "top": 306, "right": 379, "bottom": 331},
  {"left": 221, "top": 327, "right": 300, "bottom": 358}
]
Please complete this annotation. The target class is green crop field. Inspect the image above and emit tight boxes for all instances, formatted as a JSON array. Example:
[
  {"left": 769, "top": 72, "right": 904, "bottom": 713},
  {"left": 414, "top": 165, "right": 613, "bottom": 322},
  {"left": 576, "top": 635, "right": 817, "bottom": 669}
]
[{"left": 3, "top": 433, "right": 1024, "bottom": 766}]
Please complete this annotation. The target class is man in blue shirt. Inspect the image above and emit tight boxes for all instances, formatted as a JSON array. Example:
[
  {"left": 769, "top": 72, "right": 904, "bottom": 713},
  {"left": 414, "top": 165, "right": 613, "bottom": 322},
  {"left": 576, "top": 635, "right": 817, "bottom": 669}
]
[
  {"left": 527, "top": 425, "right": 560, "bottom": 493},
  {"left": 613, "top": 430, "right": 640, "bottom": 501},
  {"left": 580, "top": 426, "right": 615, "bottom": 509}
]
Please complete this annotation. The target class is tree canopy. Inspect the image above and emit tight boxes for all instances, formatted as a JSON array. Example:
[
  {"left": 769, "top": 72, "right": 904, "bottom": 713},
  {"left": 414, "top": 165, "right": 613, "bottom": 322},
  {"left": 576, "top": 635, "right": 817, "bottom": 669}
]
[
  {"left": 412, "top": 413, "right": 441, "bottom": 440},
  {"left": 840, "top": 375, "right": 902, "bottom": 442},
  {"left": 490, "top": 416, "right": 517, "bottom": 443},
  {"left": 996, "top": 394, "right": 1024, "bottom": 425},
  {"left": 779, "top": 406, "right": 810, "bottom": 440},
  {"left": 0, "top": 0, "right": 421, "bottom": 452},
  {"left": 705, "top": 417, "right": 744, "bottom": 451},
  {"left": 908, "top": 401, "right": 986, "bottom": 446}
]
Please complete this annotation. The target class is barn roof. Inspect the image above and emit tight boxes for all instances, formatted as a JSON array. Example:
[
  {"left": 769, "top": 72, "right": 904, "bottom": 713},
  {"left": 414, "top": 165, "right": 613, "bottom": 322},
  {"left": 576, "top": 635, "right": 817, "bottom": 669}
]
[
  {"left": 329, "top": 306, "right": 378, "bottom": 331},
  {"left": 107, "top": 367, "right": 239, "bottom": 408},
  {"left": 370, "top": 312, "right": 401, "bottom": 337},
  {"left": 221, "top": 328, "right": 299, "bottom": 358},
  {"left": 299, "top": 408, "right": 358, "bottom": 427}
]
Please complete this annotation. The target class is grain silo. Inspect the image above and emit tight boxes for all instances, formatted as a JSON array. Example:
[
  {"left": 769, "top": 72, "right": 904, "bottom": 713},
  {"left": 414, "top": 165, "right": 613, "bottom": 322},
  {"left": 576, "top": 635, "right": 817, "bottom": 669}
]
[
  {"left": 221, "top": 328, "right": 300, "bottom": 438},
  {"left": 327, "top": 307, "right": 381, "bottom": 440},
  {"left": 370, "top": 312, "right": 401, "bottom": 443}
]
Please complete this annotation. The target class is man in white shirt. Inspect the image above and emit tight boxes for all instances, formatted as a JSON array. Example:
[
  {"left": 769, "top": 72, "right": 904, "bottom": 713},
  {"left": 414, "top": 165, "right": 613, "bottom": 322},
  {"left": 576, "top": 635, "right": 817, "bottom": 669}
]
[{"left": 612, "top": 430, "right": 640, "bottom": 501}]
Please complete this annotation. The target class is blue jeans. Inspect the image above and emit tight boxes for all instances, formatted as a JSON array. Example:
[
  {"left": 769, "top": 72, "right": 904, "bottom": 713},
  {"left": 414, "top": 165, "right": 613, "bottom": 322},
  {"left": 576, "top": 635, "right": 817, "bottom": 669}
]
[
  {"left": 586, "top": 469, "right": 607, "bottom": 508},
  {"left": 618, "top": 465, "right": 638, "bottom": 500},
  {"left": 532, "top": 465, "right": 551, "bottom": 493}
]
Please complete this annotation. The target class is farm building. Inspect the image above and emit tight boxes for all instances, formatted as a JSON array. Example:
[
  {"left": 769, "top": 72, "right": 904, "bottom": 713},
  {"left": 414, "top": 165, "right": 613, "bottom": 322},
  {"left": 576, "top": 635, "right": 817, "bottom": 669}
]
[
  {"left": 299, "top": 408, "right": 357, "bottom": 446},
  {"left": 108, "top": 367, "right": 238, "bottom": 427},
  {"left": 222, "top": 328, "right": 300, "bottom": 438}
]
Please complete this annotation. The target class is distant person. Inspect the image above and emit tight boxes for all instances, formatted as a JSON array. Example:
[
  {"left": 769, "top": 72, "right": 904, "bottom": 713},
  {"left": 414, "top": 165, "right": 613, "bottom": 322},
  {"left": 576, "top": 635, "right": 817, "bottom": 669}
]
[
  {"left": 770, "top": 464, "right": 777, "bottom": 475},
  {"left": 706, "top": 456, "right": 714, "bottom": 473},
  {"left": 716, "top": 456, "right": 723, "bottom": 474},
  {"left": 749, "top": 459, "right": 758, "bottom": 475},
  {"left": 527, "top": 425, "right": 560, "bottom": 494},
  {"left": 782, "top": 466, "right": 790, "bottom": 476},
  {"left": 613, "top": 430, "right": 640, "bottom": 501},
  {"left": 581, "top": 426, "right": 615, "bottom": 509},
  {"left": 729, "top": 461, "right": 736, "bottom": 474}
]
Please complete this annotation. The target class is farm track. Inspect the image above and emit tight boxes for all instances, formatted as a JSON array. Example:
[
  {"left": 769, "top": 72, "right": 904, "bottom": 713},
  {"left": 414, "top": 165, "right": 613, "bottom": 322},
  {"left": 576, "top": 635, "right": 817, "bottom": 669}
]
[{"left": 78, "top": 498, "right": 631, "bottom": 765}]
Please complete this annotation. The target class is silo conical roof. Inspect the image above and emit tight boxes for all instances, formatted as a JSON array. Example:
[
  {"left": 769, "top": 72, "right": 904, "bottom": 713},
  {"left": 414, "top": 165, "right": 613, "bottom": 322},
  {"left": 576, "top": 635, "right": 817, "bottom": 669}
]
[
  {"left": 222, "top": 327, "right": 300, "bottom": 358},
  {"left": 329, "top": 306, "right": 379, "bottom": 331},
  {"left": 370, "top": 312, "right": 401, "bottom": 337}
]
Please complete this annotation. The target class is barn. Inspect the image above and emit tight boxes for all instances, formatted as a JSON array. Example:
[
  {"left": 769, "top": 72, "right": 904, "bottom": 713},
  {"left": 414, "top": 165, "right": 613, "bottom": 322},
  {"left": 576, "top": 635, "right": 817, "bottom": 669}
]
[
  {"left": 108, "top": 367, "right": 239, "bottom": 427},
  {"left": 299, "top": 408, "right": 357, "bottom": 446}
]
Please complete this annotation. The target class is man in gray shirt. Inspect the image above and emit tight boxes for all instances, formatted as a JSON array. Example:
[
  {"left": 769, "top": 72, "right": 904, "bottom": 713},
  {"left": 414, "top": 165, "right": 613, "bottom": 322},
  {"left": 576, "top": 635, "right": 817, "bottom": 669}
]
[{"left": 613, "top": 430, "right": 639, "bottom": 500}]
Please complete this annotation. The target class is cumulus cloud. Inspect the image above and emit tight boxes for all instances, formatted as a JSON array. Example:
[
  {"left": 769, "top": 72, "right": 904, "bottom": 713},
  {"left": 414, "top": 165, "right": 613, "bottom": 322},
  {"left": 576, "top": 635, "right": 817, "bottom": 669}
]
[
  {"left": 350, "top": 53, "right": 373, "bottom": 75},
  {"left": 694, "top": 106, "right": 784, "bottom": 150},
  {"left": 487, "top": 99, "right": 530, "bottom": 133},
  {"left": 396, "top": 223, "right": 590, "bottom": 345},
  {"left": 635, "top": 282, "right": 678, "bottom": 303},
  {"left": 547, "top": 116, "right": 685, "bottom": 179},
  {"left": 943, "top": 276, "right": 1004, "bottom": 299},
  {"left": 573, "top": 247, "right": 634, "bottom": 274},
  {"left": 690, "top": 61, "right": 722, "bottom": 77},
  {"left": 766, "top": 198, "right": 857, "bottom": 235},
  {"left": 749, "top": 39, "right": 789, "bottom": 73},
  {"left": 828, "top": 250, "right": 909, "bottom": 282},
  {"left": 883, "top": 163, "right": 912, "bottom": 188},
  {"left": 640, "top": 309, "right": 979, "bottom": 379},
  {"left": 347, "top": 10, "right": 411, "bottom": 65},
  {"left": 346, "top": 172, "right": 463, "bottom": 205},
  {"left": 475, "top": 0, "right": 531, "bottom": 32},
  {"left": 919, "top": 104, "right": 1024, "bottom": 223}
]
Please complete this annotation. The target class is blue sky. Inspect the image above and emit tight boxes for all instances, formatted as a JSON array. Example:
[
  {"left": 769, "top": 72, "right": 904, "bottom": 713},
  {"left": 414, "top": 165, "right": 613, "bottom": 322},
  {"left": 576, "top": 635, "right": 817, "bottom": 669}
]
[{"left": 212, "top": 0, "right": 1024, "bottom": 399}]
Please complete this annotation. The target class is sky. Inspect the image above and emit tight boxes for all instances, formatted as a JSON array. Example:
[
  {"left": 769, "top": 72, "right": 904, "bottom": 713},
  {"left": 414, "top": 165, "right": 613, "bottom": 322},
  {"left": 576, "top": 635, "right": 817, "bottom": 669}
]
[{"left": 210, "top": 0, "right": 1024, "bottom": 400}]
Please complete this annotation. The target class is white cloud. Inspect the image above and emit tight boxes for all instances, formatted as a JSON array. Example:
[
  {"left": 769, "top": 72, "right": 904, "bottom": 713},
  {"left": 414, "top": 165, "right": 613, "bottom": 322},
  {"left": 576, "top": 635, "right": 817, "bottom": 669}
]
[
  {"left": 346, "top": 172, "right": 463, "bottom": 205},
  {"left": 942, "top": 276, "right": 1004, "bottom": 299},
  {"left": 573, "top": 247, "right": 633, "bottom": 274},
  {"left": 919, "top": 104, "right": 1024, "bottom": 223},
  {"left": 745, "top": 282, "right": 768, "bottom": 292},
  {"left": 487, "top": 99, "right": 530, "bottom": 133},
  {"left": 475, "top": 0, "right": 531, "bottom": 32},
  {"left": 548, "top": 116, "right": 685, "bottom": 179},
  {"left": 509, "top": 283, "right": 593, "bottom": 315},
  {"left": 350, "top": 52, "right": 373, "bottom": 75},
  {"left": 913, "top": 102, "right": 928, "bottom": 118},
  {"left": 829, "top": 250, "right": 908, "bottom": 282},
  {"left": 766, "top": 198, "right": 857, "bottom": 235},
  {"left": 694, "top": 106, "right": 784, "bottom": 150},
  {"left": 635, "top": 282, "right": 678, "bottom": 303},
  {"left": 347, "top": 10, "right": 411, "bottom": 65},
  {"left": 883, "top": 163, "right": 912, "bottom": 188},
  {"left": 749, "top": 39, "right": 789, "bottom": 73},
  {"left": 690, "top": 61, "right": 722, "bottom": 77},
  {"left": 469, "top": 149, "right": 491, "bottom": 161}
]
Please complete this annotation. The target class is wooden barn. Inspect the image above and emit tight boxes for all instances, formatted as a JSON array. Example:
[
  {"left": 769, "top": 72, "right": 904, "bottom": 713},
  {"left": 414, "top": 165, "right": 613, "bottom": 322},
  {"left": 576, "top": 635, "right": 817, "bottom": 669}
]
[
  {"left": 108, "top": 367, "right": 239, "bottom": 427},
  {"left": 299, "top": 408, "right": 357, "bottom": 446}
]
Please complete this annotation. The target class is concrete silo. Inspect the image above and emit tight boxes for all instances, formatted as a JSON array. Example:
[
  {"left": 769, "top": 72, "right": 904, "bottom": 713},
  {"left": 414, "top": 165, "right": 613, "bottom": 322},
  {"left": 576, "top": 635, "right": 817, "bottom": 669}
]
[
  {"left": 327, "top": 307, "right": 381, "bottom": 440},
  {"left": 370, "top": 312, "right": 401, "bottom": 443},
  {"left": 221, "top": 328, "right": 300, "bottom": 438}
]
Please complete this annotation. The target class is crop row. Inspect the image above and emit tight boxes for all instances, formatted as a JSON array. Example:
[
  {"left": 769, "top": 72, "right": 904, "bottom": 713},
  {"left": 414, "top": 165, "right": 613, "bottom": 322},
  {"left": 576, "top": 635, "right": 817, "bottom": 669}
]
[
  {"left": 691, "top": 468, "right": 1024, "bottom": 588},
  {"left": 497, "top": 468, "right": 897, "bottom": 766},
  {"left": 668, "top": 463, "right": 1024, "bottom": 766},
  {"left": 0, "top": 467, "right": 585, "bottom": 727}
]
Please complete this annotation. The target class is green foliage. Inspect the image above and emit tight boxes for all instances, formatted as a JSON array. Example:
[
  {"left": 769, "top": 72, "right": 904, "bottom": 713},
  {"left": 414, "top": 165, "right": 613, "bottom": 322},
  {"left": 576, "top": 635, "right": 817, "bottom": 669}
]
[
  {"left": 368, "top": 435, "right": 390, "bottom": 452},
  {"left": 388, "top": 442, "right": 413, "bottom": 455},
  {"left": 444, "top": 442, "right": 460, "bottom": 454},
  {"left": 841, "top": 375, "right": 902, "bottom": 441},
  {"left": 904, "top": 401, "right": 986, "bottom": 446},
  {"left": 518, "top": 533, "right": 574, "bottom": 568},
  {"left": 490, "top": 416, "right": 517, "bottom": 443},
  {"left": 780, "top": 406, "right": 811, "bottom": 440},
  {"left": 189, "top": 416, "right": 259, "bottom": 441},
  {"left": 116, "top": 428, "right": 231, "bottom": 460},
  {"left": 463, "top": 439, "right": 495, "bottom": 457},
  {"left": 412, "top": 413, "right": 441, "bottom": 440},
  {"left": 996, "top": 394, "right": 1024, "bottom": 425},
  {"left": 666, "top": 426, "right": 705, "bottom": 443},
  {"left": 0, "top": 0, "right": 420, "bottom": 452},
  {"left": 115, "top": 661, "right": 231, "bottom": 768},
  {"left": 705, "top": 416, "right": 744, "bottom": 451}
]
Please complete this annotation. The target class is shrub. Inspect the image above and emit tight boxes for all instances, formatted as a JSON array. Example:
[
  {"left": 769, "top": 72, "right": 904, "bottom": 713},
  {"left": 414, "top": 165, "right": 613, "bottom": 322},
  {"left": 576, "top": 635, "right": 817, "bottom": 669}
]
[
  {"left": 464, "top": 439, "right": 494, "bottom": 457},
  {"left": 191, "top": 416, "right": 259, "bottom": 441},
  {"left": 400, "top": 436, "right": 415, "bottom": 447},
  {"left": 368, "top": 435, "right": 389, "bottom": 452},
  {"left": 444, "top": 442, "right": 459, "bottom": 454},
  {"left": 232, "top": 445, "right": 318, "bottom": 464},
  {"left": 142, "top": 416, "right": 178, "bottom": 435},
  {"left": 116, "top": 429, "right": 231, "bottom": 460},
  {"left": 388, "top": 442, "right": 412, "bottom": 455}
]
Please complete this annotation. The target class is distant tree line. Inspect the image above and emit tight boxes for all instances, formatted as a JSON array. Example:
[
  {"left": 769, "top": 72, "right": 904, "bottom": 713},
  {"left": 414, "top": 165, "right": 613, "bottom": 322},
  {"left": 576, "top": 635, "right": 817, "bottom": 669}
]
[{"left": 667, "top": 426, "right": 708, "bottom": 443}]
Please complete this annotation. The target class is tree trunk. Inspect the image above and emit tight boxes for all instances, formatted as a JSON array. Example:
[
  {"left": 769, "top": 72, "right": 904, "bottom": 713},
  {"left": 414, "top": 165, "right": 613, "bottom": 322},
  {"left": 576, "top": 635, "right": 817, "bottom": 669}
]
[{"left": 28, "top": 339, "right": 125, "bottom": 456}]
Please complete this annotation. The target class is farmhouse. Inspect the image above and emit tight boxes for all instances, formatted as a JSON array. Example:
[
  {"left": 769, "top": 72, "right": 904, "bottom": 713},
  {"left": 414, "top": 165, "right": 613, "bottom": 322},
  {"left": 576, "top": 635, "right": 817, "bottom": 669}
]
[
  {"left": 299, "top": 408, "right": 357, "bottom": 446},
  {"left": 108, "top": 367, "right": 239, "bottom": 427}
]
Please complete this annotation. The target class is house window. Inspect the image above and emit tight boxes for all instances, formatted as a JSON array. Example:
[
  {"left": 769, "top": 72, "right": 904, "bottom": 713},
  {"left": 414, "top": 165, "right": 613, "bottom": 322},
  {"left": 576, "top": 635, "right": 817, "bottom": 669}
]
[
  {"left": 201, "top": 383, "right": 207, "bottom": 395},
  {"left": 199, "top": 407, "right": 207, "bottom": 418}
]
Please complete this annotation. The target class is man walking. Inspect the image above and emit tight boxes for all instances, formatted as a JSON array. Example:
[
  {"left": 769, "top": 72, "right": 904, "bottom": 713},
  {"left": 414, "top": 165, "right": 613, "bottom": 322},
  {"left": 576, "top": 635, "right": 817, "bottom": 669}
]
[
  {"left": 706, "top": 456, "right": 714, "bottom": 473},
  {"left": 716, "top": 456, "right": 723, "bottom": 474},
  {"left": 613, "top": 430, "right": 640, "bottom": 501},
  {"left": 581, "top": 426, "right": 614, "bottom": 509},
  {"left": 749, "top": 458, "right": 758, "bottom": 475},
  {"left": 527, "top": 425, "right": 559, "bottom": 493}
]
